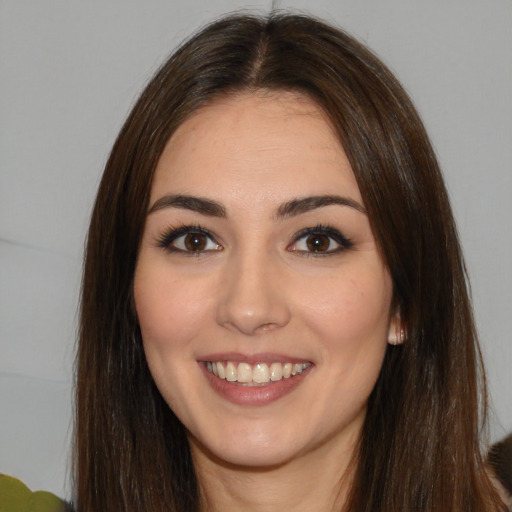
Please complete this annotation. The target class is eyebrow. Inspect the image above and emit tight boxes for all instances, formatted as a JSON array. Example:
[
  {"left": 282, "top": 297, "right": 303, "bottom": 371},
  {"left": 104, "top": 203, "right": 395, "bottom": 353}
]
[
  {"left": 276, "top": 195, "right": 366, "bottom": 218},
  {"left": 148, "top": 194, "right": 227, "bottom": 217},
  {"left": 147, "top": 193, "right": 365, "bottom": 218}
]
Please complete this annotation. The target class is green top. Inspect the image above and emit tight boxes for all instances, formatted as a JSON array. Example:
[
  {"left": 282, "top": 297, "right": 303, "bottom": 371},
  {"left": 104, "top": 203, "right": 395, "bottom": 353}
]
[{"left": 0, "top": 475, "right": 67, "bottom": 512}]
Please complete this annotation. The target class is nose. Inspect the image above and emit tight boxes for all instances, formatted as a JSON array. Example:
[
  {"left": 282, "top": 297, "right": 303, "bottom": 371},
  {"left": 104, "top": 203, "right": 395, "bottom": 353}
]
[{"left": 216, "top": 251, "right": 291, "bottom": 336}]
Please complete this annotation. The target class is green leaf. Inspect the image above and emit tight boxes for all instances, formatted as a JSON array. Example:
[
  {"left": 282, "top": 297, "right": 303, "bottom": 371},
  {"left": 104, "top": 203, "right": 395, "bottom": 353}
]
[{"left": 0, "top": 475, "right": 66, "bottom": 512}]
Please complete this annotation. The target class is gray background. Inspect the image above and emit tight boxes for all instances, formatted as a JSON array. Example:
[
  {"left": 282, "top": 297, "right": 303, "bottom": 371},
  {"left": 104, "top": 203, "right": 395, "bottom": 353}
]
[{"left": 1, "top": 0, "right": 510, "bottom": 500}]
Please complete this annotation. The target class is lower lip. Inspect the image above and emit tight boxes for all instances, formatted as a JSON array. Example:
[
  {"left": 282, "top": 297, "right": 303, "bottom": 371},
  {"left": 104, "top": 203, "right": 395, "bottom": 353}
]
[{"left": 199, "top": 363, "right": 312, "bottom": 406}]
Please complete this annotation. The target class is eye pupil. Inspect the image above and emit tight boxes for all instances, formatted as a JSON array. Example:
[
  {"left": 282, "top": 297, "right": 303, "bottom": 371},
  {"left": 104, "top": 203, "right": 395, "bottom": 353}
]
[
  {"left": 306, "top": 234, "right": 330, "bottom": 252},
  {"left": 185, "top": 233, "right": 206, "bottom": 251}
]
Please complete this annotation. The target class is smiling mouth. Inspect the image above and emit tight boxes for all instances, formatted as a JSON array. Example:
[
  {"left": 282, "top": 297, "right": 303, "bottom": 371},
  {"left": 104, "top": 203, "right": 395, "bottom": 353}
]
[{"left": 205, "top": 361, "right": 312, "bottom": 386}]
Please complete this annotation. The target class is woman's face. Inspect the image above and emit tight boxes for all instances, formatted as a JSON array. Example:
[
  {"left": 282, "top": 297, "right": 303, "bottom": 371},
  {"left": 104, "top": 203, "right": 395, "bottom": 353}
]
[{"left": 134, "top": 92, "right": 396, "bottom": 470}]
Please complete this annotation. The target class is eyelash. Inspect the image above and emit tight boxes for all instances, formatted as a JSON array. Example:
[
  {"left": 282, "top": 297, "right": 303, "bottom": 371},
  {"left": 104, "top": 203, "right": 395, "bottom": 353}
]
[
  {"left": 156, "top": 223, "right": 352, "bottom": 256},
  {"left": 289, "top": 224, "right": 353, "bottom": 256},
  {"left": 156, "top": 225, "right": 220, "bottom": 256}
]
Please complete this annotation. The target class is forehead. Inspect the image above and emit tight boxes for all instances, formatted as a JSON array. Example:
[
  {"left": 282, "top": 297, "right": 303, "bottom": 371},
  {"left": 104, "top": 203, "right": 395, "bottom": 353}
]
[{"left": 151, "top": 91, "right": 362, "bottom": 207}]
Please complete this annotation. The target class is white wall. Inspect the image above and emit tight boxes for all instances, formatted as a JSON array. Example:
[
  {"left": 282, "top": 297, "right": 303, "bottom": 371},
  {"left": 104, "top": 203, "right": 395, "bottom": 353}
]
[{"left": 1, "top": 0, "right": 510, "bottom": 500}]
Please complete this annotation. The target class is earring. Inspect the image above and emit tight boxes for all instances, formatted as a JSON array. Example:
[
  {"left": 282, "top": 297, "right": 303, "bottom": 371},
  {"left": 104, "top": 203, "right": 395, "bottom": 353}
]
[{"left": 389, "top": 324, "right": 406, "bottom": 345}]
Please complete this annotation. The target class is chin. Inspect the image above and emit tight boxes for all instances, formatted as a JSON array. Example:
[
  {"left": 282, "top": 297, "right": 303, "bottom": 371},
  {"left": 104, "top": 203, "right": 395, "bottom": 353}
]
[{"left": 189, "top": 424, "right": 306, "bottom": 469}]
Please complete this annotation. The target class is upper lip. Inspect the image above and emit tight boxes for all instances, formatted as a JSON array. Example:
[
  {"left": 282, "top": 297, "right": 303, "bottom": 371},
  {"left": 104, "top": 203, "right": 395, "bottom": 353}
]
[{"left": 198, "top": 352, "right": 313, "bottom": 365}]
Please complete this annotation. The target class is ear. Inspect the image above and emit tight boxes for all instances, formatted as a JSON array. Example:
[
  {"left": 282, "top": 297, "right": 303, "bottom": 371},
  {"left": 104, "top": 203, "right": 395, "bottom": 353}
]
[{"left": 387, "top": 312, "right": 405, "bottom": 345}]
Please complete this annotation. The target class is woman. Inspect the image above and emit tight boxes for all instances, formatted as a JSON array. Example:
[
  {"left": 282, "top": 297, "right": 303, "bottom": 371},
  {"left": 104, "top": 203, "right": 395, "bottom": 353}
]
[{"left": 75, "top": 12, "right": 506, "bottom": 511}]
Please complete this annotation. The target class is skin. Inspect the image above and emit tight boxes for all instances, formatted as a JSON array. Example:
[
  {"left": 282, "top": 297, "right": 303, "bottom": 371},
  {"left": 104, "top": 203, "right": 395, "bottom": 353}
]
[{"left": 134, "top": 91, "right": 400, "bottom": 511}]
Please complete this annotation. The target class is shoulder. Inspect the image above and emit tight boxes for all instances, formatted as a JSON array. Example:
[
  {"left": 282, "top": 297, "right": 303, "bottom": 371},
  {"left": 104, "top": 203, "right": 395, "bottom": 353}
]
[{"left": 0, "top": 474, "right": 69, "bottom": 512}]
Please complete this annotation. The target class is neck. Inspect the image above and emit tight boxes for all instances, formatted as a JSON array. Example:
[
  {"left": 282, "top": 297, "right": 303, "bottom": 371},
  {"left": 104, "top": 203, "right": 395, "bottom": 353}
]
[{"left": 190, "top": 434, "right": 358, "bottom": 512}]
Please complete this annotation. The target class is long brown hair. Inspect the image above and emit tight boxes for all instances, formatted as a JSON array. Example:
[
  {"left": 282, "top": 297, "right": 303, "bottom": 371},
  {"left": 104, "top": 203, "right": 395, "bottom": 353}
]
[{"left": 75, "top": 12, "right": 505, "bottom": 511}]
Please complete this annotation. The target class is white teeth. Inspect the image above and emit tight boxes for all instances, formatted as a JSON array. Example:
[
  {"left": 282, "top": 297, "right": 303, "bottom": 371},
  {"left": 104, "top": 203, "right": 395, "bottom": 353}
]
[
  {"left": 269, "top": 362, "right": 283, "bottom": 381},
  {"left": 225, "top": 361, "right": 237, "bottom": 382},
  {"left": 216, "top": 361, "right": 225, "bottom": 379},
  {"left": 206, "top": 360, "right": 311, "bottom": 384},
  {"left": 252, "top": 363, "right": 270, "bottom": 383},
  {"left": 291, "top": 363, "right": 303, "bottom": 376},
  {"left": 237, "top": 363, "right": 252, "bottom": 383}
]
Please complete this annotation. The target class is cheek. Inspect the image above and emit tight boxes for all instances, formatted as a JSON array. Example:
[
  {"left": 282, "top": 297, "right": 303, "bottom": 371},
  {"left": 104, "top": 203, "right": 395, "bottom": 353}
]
[
  {"left": 304, "top": 267, "right": 392, "bottom": 413},
  {"left": 133, "top": 259, "right": 211, "bottom": 354},
  {"left": 297, "top": 266, "right": 393, "bottom": 345}
]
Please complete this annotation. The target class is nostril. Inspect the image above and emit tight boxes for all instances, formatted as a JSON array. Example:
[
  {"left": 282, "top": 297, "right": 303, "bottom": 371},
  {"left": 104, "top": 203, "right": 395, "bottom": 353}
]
[
  {"left": 254, "top": 323, "right": 278, "bottom": 334},
  {"left": 220, "top": 319, "right": 274, "bottom": 335}
]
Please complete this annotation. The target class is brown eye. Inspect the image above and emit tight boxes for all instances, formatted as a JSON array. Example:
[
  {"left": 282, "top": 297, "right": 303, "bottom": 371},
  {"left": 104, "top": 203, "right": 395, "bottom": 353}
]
[
  {"left": 184, "top": 233, "right": 208, "bottom": 251},
  {"left": 306, "top": 234, "right": 331, "bottom": 252},
  {"left": 288, "top": 226, "right": 352, "bottom": 255},
  {"left": 159, "top": 227, "right": 221, "bottom": 254}
]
